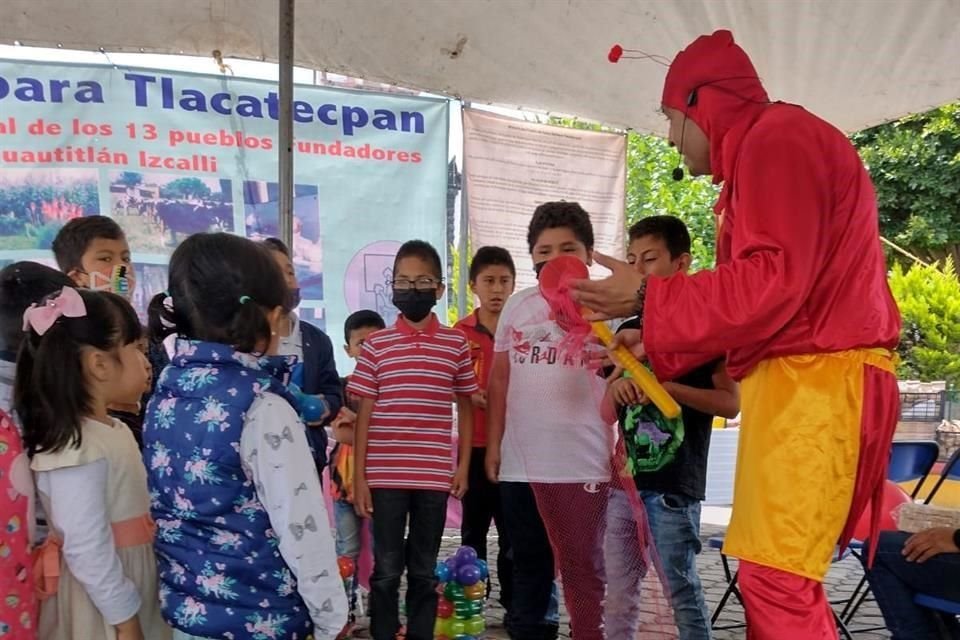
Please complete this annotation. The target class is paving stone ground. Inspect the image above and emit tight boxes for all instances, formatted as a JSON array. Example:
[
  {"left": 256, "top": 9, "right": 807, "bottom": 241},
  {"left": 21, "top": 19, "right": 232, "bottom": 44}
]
[{"left": 345, "top": 525, "right": 893, "bottom": 639}]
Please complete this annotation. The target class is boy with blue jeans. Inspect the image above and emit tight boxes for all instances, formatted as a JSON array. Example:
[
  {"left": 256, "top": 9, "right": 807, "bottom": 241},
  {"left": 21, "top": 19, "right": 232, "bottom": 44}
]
[
  {"left": 331, "top": 310, "right": 386, "bottom": 635},
  {"left": 602, "top": 216, "right": 739, "bottom": 640}
]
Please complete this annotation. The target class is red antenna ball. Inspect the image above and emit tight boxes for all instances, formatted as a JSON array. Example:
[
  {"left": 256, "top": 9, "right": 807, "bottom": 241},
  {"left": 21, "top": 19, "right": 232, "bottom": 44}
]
[{"left": 608, "top": 44, "right": 624, "bottom": 63}]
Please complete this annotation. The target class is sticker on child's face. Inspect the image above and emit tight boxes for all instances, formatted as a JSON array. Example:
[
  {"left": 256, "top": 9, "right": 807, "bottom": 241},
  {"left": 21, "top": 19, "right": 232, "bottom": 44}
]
[{"left": 88, "top": 265, "right": 134, "bottom": 299}]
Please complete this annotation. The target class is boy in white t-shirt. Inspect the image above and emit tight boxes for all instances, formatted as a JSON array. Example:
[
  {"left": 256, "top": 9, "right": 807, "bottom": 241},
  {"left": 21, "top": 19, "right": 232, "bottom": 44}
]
[{"left": 485, "top": 202, "right": 614, "bottom": 640}]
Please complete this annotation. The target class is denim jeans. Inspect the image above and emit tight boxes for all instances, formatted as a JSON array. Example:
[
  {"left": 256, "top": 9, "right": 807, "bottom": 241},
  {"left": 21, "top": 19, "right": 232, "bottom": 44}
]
[
  {"left": 369, "top": 489, "right": 447, "bottom": 640},
  {"left": 335, "top": 497, "right": 369, "bottom": 612},
  {"left": 604, "top": 488, "right": 712, "bottom": 640},
  {"left": 864, "top": 531, "right": 960, "bottom": 640},
  {"left": 500, "top": 481, "right": 561, "bottom": 640},
  {"left": 335, "top": 498, "right": 363, "bottom": 558},
  {"left": 461, "top": 447, "right": 513, "bottom": 609}
]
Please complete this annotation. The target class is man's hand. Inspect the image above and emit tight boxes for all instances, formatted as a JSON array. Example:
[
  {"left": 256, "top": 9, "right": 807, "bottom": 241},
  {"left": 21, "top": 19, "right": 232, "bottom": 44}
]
[
  {"left": 903, "top": 527, "right": 960, "bottom": 563},
  {"left": 485, "top": 448, "right": 501, "bottom": 484},
  {"left": 570, "top": 252, "right": 647, "bottom": 320}
]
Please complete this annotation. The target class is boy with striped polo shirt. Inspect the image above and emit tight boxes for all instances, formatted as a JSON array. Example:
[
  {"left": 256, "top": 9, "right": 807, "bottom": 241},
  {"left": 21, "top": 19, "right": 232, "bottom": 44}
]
[{"left": 350, "top": 240, "right": 477, "bottom": 640}]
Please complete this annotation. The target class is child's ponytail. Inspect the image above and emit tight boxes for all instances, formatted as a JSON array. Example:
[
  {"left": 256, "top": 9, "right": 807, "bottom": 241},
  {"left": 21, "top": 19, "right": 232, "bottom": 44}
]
[
  {"left": 147, "top": 291, "right": 177, "bottom": 346},
  {"left": 162, "top": 233, "right": 287, "bottom": 354}
]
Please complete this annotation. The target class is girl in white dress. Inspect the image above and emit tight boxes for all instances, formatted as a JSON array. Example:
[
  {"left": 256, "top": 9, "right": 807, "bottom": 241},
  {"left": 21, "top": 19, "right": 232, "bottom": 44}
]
[{"left": 14, "top": 287, "right": 169, "bottom": 640}]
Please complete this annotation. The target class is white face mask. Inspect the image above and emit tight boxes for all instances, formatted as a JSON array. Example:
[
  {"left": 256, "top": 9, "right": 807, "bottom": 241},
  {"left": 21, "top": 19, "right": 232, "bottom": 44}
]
[{"left": 87, "top": 265, "right": 135, "bottom": 299}]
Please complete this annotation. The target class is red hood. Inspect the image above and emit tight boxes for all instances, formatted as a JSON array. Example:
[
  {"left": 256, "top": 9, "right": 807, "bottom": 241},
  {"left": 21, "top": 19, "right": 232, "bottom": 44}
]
[{"left": 661, "top": 30, "right": 769, "bottom": 183}]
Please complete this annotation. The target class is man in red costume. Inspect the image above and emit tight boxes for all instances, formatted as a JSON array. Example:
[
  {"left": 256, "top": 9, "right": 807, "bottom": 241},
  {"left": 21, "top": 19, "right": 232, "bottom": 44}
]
[{"left": 573, "top": 30, "right": 902, "bottom": 639}]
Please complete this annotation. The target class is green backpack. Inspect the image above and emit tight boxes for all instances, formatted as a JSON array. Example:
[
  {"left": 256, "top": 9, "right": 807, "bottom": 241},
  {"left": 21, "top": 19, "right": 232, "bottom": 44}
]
[{"left": 620, "top": 370, "right": 685, "bottom": 474}]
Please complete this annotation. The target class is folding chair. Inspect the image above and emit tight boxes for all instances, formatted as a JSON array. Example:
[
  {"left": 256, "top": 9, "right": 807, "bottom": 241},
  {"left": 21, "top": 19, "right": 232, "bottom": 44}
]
[
  {"left": 841, "top": 441, "right": 941, "bottom": 629},
  {"left": 923, "top": 446, "right": 960, "bottom": 506},
  {"left": 708, "top": 535, "right": 744, "bottom": 632},
  {"left": 707, "top": 534, "right": 855, "bottom": 639},
  {"left": 890, "top": 440, "right": 942, "bottom": 500},
  {"left": 915, "top": 593, "right": 960, "bottom": 636},
  {"left": 914, "top": 594, "right": 960, "bottom": 616}
]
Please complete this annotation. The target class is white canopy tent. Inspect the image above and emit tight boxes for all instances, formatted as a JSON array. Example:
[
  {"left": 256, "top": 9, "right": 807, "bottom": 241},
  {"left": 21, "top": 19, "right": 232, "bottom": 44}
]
[
  {"left": 2, "top": 0, "right": 959, "bottom": 135},
  {"left": 2, "top": 0, "right": 959, "bottom": 252}
]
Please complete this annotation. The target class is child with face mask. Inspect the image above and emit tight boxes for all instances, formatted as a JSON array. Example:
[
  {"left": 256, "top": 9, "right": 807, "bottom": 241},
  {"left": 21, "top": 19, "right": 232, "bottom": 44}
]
[
  {"left": 51, "top": 216, "right": 137, "bottom": 299},
  {"left": 52, "top": 217, "right": 163, "bottom": 447},
  {"left": 262, "top": 238, "right": 343, "bottom": 482},
  {"left": 349, "top": 240, "right": 477, "bottom": 640}
]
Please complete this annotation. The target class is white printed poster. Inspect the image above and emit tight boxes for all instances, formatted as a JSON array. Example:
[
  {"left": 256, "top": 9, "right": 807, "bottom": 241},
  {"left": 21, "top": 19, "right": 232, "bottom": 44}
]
[{"left": 463, "top": 108, "right": 626, "bottom": 290}]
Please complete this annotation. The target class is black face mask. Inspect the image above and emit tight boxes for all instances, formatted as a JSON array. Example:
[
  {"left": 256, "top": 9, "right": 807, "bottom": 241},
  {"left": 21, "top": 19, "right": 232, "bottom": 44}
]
[
  {"left": 392, "top": 289, "right": 436, "bottom": 322},
  {"left": 534, "top": 261, "right": 548, "bottom": 280},
  {"left": 286, "top": 287, "right": 302, "bottom": 312}
]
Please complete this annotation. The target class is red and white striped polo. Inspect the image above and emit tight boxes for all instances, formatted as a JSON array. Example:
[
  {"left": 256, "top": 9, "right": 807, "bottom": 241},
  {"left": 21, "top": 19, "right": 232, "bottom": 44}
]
[{"left": 347, "top": 313, "right": 478, "bottom": 491}]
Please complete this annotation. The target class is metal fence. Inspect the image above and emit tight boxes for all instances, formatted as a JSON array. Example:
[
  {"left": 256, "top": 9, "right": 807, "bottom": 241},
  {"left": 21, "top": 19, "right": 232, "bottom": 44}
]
[{"left": 899, "top": 391, "right": 947, "bottom": 422}]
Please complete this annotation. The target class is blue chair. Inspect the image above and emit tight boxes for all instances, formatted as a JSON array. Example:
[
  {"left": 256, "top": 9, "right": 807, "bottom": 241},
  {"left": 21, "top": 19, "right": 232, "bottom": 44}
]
[
  {"left": 841, "top": 441, "right": 940, "bottom": 629},
  {"left": 707, "top": 534, "right": 854, "bottom": 639},
  {"left": 914, "top": 593, "right": 960, "bottom": 615},
  {"left": 889, "top": 440, "right": 941, "bottom": 498},
  {"left": 923, "top": 446, "right": 960, "bottom": 505}
]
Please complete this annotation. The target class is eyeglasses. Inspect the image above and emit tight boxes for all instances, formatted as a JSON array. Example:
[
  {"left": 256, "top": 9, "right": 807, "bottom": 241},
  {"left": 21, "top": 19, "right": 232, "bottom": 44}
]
[{"left": 392, "top": 277, "right": 442, "bottom": 292}]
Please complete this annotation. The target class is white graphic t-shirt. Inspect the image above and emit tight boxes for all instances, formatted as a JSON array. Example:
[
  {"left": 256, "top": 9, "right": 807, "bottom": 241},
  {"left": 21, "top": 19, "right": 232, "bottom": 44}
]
[{"left": 494, "top": 286, "right": 613, "bottom": 483}]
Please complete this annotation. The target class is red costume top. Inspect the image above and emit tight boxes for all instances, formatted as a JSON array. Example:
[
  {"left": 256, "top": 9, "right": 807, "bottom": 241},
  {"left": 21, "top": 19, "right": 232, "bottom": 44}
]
[{"left": 643, "top": 30, "right": 901, "bottom": 381}]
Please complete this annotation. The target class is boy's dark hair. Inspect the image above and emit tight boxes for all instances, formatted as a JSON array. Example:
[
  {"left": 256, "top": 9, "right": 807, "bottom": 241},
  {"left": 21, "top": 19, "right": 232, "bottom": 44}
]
[
  {"left": 0, "top": 262, "right": 75, "bottom": 354},
  {"left": 469, "top": 246, "right": 516, "bottom": 282},
  {"left": 148, "top": 233, "right": 287, "bottom": 354},
  {"left": 262, "top": 237, "right": 291, "bottom": 258},
  {"left": 393, "top": 240, "right": 443, "bottom": 281},
  {"left": 51, "top": 216, "right": 126, "bottom": 273},
  {"left": 15, "top": 289, "right": 142, "bottom": 456},
  {"left": 628, "top": 215, "right": 692, "bottom": 259},
  {"left": 527, "top": 201, "right": 594, "bottom": 253},
  {"left": 344, "top": 310, "right": 386, "bottom": 345}
]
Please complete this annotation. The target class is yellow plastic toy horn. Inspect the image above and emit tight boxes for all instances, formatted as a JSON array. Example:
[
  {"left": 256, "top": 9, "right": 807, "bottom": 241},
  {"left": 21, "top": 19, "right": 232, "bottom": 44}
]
[{"left": 538, "top": 255, "right": 681, "bottom": 419}]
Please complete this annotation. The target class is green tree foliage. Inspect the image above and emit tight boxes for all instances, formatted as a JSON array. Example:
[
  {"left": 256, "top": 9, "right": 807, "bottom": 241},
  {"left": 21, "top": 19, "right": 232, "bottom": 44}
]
[
  {"left": 0, "top": 180, "right": 99, "bottom": 225},
  {"left": 160, "top": 177, "right": 212, "bottom": 200},
  {"left": 116, "top": 171, "right": 144, "bottom": 188},
  {"left": 446, "top": 241, "right": 474, "bottom": 325},
  {"left": 889, "top": 257, "right": 960, "bottom": 387},
  {"left": 625, "top": 132, "right": 718, "bottom": 270},
  {"left": 550, "top": 117, "right": 718, "bottom": 269},
  {"left": 854, "top": 103, "right": 960, "bottom": 268}
]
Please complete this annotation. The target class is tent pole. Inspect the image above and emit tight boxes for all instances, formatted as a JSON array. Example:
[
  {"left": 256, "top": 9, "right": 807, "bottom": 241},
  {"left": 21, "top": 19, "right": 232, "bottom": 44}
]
[
  {"left": 457, "top": 102, "right": 470, "bottom": 320},
  {"left": 278, "top": 0, "right": 295, "bottom": 249}
]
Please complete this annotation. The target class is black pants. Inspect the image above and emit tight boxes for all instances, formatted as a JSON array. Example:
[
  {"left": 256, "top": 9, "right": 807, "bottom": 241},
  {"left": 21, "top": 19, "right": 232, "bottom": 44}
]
[
  {"left": 461, "top": 447, "right": 514, "bottom": 610},
  {"left": 500, "top": 481, "right": 559, "bottom": 640},
  {"left": 370, "top": 489, "right": 448, "bottom": 640}
]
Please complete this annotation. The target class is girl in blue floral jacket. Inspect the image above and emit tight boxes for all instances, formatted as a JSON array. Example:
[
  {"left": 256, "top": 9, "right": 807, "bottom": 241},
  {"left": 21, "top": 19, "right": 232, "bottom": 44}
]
[{"left": 144, "top": 233, "right": 346, "bottom": 640}]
